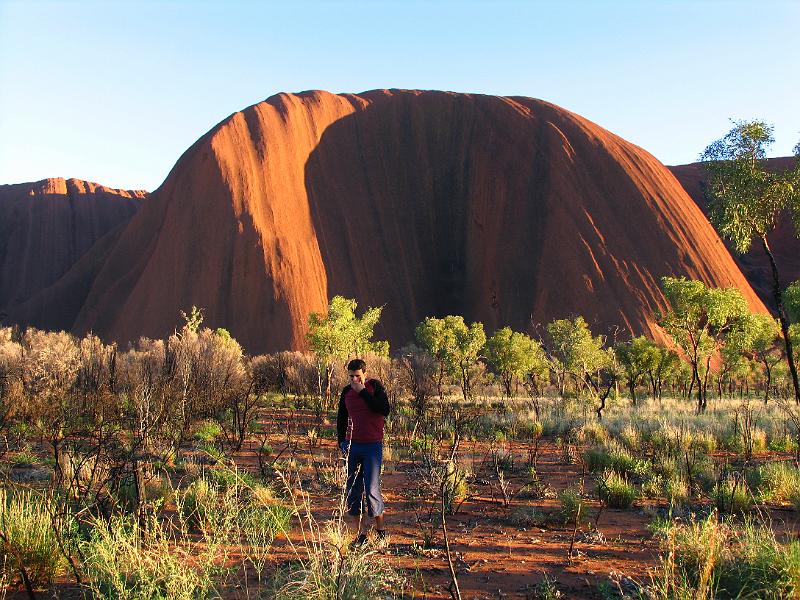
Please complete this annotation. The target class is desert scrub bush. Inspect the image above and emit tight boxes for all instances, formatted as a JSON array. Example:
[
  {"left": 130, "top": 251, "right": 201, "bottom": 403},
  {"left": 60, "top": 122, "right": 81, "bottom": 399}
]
[
  {"left": 647, "top": 514, "right": 800, "bottom": 599},
  {"left": 576, "top": 421, "right": 609, "bottom": 445},
  {"left": 0, "top": 487, "right": 75, "bottom": 587},
  {"left": 598, "top": 469, "right": 637, "bottom": 509},
  {"left": 618, "top": 423, "right": 641, "bottom": 451},
  {"left": 689, "top": 430, "right": 717, "bottom": 455},
  {"left": 82, "top": 514, "right": 229, "bottom": 599},
  {"left": 440, "top": 460, "right": 469, "bottom": 514},
  {"left": 239, "top": 503, "right": 293, "bottom": 582}
]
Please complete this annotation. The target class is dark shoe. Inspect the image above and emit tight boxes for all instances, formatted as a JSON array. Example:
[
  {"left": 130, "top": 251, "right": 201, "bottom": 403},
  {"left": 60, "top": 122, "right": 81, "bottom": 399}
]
[
  {"left": 350, "top": 533, "right": 368, "bottom": 550},
  {"left": 375, "top": 529, "right": 390, "bottom": 549}
]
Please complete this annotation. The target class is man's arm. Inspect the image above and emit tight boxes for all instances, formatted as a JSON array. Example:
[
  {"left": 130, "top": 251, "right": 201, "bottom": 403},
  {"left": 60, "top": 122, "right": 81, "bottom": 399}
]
[
  {"left": 336, "top": 387, "right": 350, "bottom": 443},
  {"left": 359, "top": 380, "right": 390, "bottom": 417}
]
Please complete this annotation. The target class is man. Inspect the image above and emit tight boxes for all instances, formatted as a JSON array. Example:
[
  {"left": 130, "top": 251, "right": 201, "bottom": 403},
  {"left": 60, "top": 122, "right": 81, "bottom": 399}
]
[{"left": 337, "top": 358, "right": 390, "bottom": 547}]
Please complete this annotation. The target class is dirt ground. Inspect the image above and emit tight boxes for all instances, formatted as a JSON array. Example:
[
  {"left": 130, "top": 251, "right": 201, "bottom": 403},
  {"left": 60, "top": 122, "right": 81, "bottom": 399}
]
[
  {"left": 11, "top": 406, "right": 800, "bottom": 599},
  {"left": 236, "top": 410, "right": 662, "bottom": 600}
]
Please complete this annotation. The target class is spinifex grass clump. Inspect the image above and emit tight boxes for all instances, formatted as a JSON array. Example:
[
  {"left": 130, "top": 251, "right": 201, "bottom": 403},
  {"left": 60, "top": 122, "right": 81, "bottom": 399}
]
[
  {"left": 598, "top": 469, "right": 637, "bottom": 509},
  {"left": 559, "top": 489, "right": 583, "bottom": 524},
  {"left": 0, "top": 487, "right": 75, "bottom": 587},
  {"left": 648, "top": 514, "right": 800, "bottom": 599},
  {"left": 752, "top": 461, "right": 800, "bottom": 506},
  {"left": 714, "top": 475, "right": 754, "bottom": 514},
  {"left": 270, "top": 519, "right": 405, "bottom": 599},
  {"left": 82, "top": 513, "right": 230, "bottom": 599}
]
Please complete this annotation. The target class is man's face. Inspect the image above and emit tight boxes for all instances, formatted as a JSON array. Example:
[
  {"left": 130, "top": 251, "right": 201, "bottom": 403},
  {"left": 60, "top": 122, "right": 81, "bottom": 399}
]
[{"left": 348, "top": 369, "right": 366, "bottom": 385}]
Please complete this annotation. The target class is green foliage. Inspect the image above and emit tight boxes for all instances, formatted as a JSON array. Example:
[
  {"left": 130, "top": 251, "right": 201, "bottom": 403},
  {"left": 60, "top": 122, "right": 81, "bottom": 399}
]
[
  {"left": 714, "top": 475, "right": 754, "bottom": 514},
  {"left": 558, "top": 488, "right": 583, "bottom": 524},
  {"left": 307, "top": 296, "right": 388, "bottom": 362},
  {"left": 598, "top": 469, "right": 637, "bottom": 508},
  {"left": 701, "top": 120, "right": 800, "bottom": 253},
  {"left": 650, "top": 515, "right": 800, "bottom": 600},
  {"left": 786, "top": 281, "right": 800, "bottom": 323},
  {"left": 753, "top": 461, "right": 800, "bottom": 504},
  {"left": 192, "top": 419, "right": 223, "bottom": 443},
  {"left": 82, "top": 513, "right": 228, "bottom": 600},
  {"left": 484, "top": 326, "right": 548, "bottom": 397},
  {"left": 659, "top": 277, "right": 750, "bottom": 407},
  {"left": 0, "top": 488, "right": 74, "bottom": 586},
  {"left": 547, "top": 316, "right": 606, "bottom": 376},
  {"left": 614, "top": 336, "right": 656, "bottom": 402},
  {"left": 180, "top": 305, "right": 204, "bottom": 333},
  {"left": 415, "top": 315, "right": 486, "bottom": 400}
]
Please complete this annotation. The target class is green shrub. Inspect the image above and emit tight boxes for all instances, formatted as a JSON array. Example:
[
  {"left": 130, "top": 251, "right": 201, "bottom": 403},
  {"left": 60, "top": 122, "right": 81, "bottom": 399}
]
[
  {"left": 559, "top": 489, "right": 583, "bottom": 524},
  {"left": 598, "top": 469, "right": 637, "bottom": 509},
  {"left": 577, "top": 421, "right": 608, "bottom": 445},
  {"left": 714, "top": 475, "right": 754, "bottom": 514},
  {"left": 11, "top": 445, "right": 40, "bottom": 467},
  {"left": 583, "top": 446, "right": 611, "bottom": 473},
  {"left": 192, "top": 419, "right": 223, "bottom": 443},
  {"left": 0, "top": 488, "right": 74, "bottom": 586},
  {"left": 440, "top": 460, "right": 469, "bottom": 514},
  {"left": 82, "top": 514, "right": 227, "bottom": 599},
  {"left": 651, "top": 515, "right": 800, "bottom": 599},
  {"left": 755, "top": 462, "right": 800, "bottom": 504},
  {"left": 690, "top": 430, "right": 717, "bottom": 455}
]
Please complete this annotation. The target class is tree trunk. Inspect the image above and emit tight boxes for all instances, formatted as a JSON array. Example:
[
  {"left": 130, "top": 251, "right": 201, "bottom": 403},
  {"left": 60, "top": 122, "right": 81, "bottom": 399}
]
[{"left": 761, "top": 236, "right": 800, "bottom": 403}]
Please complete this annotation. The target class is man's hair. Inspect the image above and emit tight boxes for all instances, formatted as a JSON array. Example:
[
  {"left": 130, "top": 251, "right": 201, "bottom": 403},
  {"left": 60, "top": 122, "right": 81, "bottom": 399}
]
[{"left": 347, "top": 358, "right": 367, "bottom": 372}]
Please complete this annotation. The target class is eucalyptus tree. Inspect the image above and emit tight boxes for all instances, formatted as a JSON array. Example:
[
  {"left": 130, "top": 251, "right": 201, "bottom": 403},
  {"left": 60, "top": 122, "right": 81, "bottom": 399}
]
[
  {"left": 614, "top": 336, "right": 653, "bottom": 405},
  {"left": 307, "top": 295, "right": 387, "bottom": 404},
  {"left": 701, "top": 120, "right": 800, "bottom": 402},
  {"left": 415, "top": 315, "right": 486, "bottom": 402},
  {"left": 484, "top": 326, "right": 548, "bottom": 398},
  {"left": 659, "top": 277, "right": 750, "bottom": 412},
  {"left": 546, "top": 316, "right": 607, "bottom": 398}
]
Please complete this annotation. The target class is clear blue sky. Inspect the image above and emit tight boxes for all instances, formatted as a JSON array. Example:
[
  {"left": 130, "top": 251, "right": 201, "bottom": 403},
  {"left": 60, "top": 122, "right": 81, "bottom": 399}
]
[{"left": 1, "top": 0, "right": 798, "bottom": 192}]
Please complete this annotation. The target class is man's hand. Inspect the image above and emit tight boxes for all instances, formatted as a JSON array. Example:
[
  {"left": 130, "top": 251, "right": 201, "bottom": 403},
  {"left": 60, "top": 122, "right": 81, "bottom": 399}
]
[
  {"left": 339, "top": 441, "right": 349, "bottom": 456},
  {"left": 351, "top": 378, "right": 366, "bottom": 393}
]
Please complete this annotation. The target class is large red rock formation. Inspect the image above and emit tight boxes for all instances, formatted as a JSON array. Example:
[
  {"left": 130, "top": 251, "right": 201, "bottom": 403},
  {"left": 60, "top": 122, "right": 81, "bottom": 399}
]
[
  {"left": 669, "top": 158, "right": 799, "bottom": 309},
  {"left": 65, "top": 90, "right": 765, "bottom": 352},
  {"left": 0, "top": 178, "right": 144, "bottom": 323}
]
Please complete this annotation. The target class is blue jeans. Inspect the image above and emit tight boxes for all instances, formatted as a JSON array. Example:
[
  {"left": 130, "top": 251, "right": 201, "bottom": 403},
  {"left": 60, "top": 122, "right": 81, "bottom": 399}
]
[{"left": 345, "top": 441, "right": 385, "bottom": 518}]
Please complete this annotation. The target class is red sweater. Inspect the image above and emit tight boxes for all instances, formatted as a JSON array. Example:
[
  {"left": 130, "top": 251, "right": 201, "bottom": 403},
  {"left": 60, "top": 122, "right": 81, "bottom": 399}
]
[{"left": 337, "top": 379, "right": 390, "bottom": 443}]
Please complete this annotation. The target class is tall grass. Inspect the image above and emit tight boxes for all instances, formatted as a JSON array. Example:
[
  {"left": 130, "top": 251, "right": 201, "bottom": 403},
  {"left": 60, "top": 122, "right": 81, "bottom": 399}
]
[
  {"left": 646, "top": 513, "right": 800, "bottom": 599},
  {"left": 0, "top": 487, "right": 73, "bottom": 587}
]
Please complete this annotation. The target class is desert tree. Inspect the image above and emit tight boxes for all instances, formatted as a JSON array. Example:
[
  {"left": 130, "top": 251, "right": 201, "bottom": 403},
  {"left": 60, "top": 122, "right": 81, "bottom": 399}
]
[
  {"left": 701, "top": 120, "right": 800, "bottom": 402},
  {"left": 415, "top": 315, "right": 486, "bottom": 402},
  {"left": 739, "top": 313, "right": 783, "bottom": 402},
  {"left": 645, "top": 343, "right": 680, "bottom": 401},
  {"left": 659, "top": 277, "right": 750, "bottom": 412},
  {"left": 484, "top": 326, "right": 548, "bottom": 398},
  {"left": 307, "top": 295, "right": 388, "bottom": 406},
  {"left": 545, "top": 316, "right": 607, "bottom": 398},
  {"left": 614, "top": 336, "right": 653, "bottom": 405}
]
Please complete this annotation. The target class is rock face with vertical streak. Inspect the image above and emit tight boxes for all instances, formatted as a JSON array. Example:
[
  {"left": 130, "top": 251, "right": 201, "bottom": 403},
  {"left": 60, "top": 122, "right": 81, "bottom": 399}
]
[
  {"left": 3, "top": 91, "right": 769, "bottom": 351},
  {"left": 0, "top": 178, "right": 144, "bottom": 325},
  {"left": 67, "top": 90, "right": 768, "bottom": 351}
]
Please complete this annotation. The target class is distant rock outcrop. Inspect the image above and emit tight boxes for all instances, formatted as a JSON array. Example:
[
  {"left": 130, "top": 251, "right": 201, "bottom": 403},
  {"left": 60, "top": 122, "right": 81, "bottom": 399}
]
[
  {"left": 669, "top": 158, "right": 799, "bottom": 308},
  {"left": 62, "top": 90, "right": 765, "bottom": 352},
  {"left": 0, "top": 178, "right": 145, "bottom": 326}
]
